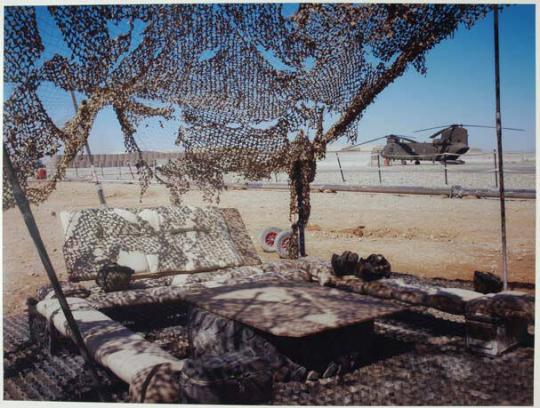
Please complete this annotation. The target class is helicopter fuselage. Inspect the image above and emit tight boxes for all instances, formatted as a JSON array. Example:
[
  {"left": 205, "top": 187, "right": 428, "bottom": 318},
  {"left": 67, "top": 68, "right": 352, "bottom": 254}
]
[{"left": 380, "top": 127, "right": 469, "bottom": 163}]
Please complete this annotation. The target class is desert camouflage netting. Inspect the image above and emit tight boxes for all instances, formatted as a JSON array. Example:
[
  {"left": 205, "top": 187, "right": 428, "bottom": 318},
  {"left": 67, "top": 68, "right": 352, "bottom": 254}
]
[{"left": 4, "top": 4, "right": 490, "bottom": 251}]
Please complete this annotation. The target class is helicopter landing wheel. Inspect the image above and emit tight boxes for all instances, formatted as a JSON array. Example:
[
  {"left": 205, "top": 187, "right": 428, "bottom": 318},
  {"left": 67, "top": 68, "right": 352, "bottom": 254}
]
[{"left": 415, "top": 160, "right": 420, "bottom": 165}]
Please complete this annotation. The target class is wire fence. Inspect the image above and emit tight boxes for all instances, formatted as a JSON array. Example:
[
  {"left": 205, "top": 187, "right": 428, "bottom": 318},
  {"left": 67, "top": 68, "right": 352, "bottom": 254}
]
[{"left": 54, "top": 150, "right": 535, "bottom": 191}]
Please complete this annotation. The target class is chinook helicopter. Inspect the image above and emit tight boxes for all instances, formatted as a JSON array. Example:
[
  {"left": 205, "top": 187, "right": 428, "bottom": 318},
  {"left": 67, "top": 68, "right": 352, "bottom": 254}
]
[{"left": 343, "top": 124, "right": 524, "bottom": 164}]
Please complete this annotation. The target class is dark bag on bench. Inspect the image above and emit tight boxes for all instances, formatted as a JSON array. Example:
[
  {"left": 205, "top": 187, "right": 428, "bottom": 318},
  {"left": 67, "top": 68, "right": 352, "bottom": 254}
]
[{"left": 179, "top": 351, "right": 273, "bottom": 404}]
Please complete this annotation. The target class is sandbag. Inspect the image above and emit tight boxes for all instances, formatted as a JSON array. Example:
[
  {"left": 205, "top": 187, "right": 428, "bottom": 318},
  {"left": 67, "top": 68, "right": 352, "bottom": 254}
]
[
  {"left": 466, "top": 292, "right": 534, "bottom": 322},
  {"left": 179, "top": 351, "right": 273, "bottom": 404}
]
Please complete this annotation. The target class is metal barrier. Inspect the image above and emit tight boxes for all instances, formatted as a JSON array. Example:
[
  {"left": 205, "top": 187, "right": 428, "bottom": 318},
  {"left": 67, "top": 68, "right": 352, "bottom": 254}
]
[{"left": 58, "top": 150, "right": 535, "bottom": 192}]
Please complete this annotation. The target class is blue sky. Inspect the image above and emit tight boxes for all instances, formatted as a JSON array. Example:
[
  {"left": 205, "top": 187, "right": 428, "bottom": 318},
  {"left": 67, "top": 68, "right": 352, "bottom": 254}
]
[
  {"left": 354, "top": 4, "right": 536, "bottom": 152},
  {"left": 4, "top": 4, "right": 536, "bottom": 153}
]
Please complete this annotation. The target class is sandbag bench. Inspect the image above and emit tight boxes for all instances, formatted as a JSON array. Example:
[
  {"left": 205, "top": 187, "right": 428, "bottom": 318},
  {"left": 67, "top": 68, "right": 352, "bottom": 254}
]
[
  {"left": 30, "top": 206, "right": 374, "bottom": 402},
  {"left": 29, "top": 206, "right": 282, "bottom": 402},
  {"left": 28, "top": 206, "right": 534, "bottom": 403},
  {"left": 324, "top": 274, "right": 534, "bottom": 356}
]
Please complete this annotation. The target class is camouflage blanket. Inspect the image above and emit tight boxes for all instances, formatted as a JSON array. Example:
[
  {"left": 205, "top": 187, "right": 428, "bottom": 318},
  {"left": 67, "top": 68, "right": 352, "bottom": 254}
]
[{"left": 61, "top": 206, "right": 258, "bottom": 281}]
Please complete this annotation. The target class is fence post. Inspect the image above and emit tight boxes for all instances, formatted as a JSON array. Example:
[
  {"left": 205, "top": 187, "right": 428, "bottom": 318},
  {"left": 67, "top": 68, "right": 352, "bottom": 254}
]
[
  {"left": 377, "top": 154, "right": 382, "bottom": 184},
  {"left": 127, "top": 162, "right": 135, "bottom": 180},
  {"left": 335, "top": 152, "right": 346, "bottom": 183},
  {"left": 70, "top": 91, "right": 106, "bottom": 207},
  {"left": 443, "top": 156, "right": 448, "bottom": 185},
  {"left": 493, "top": 149, "right": 498, "bottom": 188}
]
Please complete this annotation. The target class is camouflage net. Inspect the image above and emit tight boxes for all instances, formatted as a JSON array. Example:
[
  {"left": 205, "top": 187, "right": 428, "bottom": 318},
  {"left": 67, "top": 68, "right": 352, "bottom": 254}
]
[{"left": 4, "top": 4, "right": 490, "bottom": 254}]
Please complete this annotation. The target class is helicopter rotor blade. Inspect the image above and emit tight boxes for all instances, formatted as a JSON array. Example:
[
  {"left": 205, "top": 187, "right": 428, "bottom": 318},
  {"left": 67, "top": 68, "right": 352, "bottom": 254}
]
[
  {"left": 414, "top": 125, "right": 449, "bottom": 133},
  {"left": 416, "top": 123, "right": 525, "bottom": 133},
  {"left": 396, "top": 135, "right": 418, "bottom": 143},
  {"left": 429, "top": 129, "right": 446, "bottom": 139},
  {"left": 340, "top": 136, "right": 390, "bottom": 151},
  {"left": 459, "top": 124, "right": 525, "bottom": 131}
]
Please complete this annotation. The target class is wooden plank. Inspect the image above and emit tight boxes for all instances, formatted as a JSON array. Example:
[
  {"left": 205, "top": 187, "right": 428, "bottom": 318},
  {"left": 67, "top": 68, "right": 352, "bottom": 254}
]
[{"left": 184, "top": 281, "right": 405, "bottom": 338}]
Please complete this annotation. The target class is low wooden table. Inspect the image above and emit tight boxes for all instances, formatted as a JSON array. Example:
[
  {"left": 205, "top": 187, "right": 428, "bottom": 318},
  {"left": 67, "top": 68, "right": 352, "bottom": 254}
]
[
  {"left": 185, "top": 280, "right": 407, "bottom": 373},
  {"left": 184, "top": 280, "right": 405, "bottom": 337}
]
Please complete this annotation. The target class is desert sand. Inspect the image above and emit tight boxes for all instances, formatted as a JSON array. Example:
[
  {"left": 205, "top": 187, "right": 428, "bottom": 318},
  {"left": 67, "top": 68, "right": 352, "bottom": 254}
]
[{"left": 3, "top": 181, "right": 535, "bottom": 316}]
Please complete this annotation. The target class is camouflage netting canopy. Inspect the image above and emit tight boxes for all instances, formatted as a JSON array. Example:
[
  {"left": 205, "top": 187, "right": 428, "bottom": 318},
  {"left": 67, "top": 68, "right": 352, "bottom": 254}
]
[{"left": 4, "top": 4, "right": 490, "bottom": 252}]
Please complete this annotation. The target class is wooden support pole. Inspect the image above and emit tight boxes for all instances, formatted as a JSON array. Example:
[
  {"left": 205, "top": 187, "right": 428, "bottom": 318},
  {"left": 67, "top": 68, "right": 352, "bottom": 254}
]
[
  {"left": 3, "top": 146, "right": 104, "bottom": 401},
  {"left": 493, "top": 5, "right": 509, "bottom": 289}
]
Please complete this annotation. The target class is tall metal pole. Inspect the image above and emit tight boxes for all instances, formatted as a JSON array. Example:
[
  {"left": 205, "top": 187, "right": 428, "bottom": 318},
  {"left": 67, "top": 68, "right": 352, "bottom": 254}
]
[
  {"left": 493, "top": 149, "right": 498, "bottom": 188},
  {"left": 70, "top": 91, "right": 107, "bottom": 207},
  {"left": 3, "top": 147, "right": 104, "bottom": 400},
  {"left": 493, "top": 5, "right": 509, "bottom": 290}
]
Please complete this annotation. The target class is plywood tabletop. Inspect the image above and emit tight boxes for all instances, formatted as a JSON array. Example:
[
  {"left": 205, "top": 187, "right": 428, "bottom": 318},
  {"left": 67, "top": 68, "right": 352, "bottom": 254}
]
[{"left": 184, "top": 280, "right": 406, "bottom": 337}]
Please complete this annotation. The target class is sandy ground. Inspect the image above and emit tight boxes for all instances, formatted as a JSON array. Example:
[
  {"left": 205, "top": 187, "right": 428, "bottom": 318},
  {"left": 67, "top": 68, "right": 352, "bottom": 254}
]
[{"left": 3, "top": 181, "right": 535, "bottom": 316}]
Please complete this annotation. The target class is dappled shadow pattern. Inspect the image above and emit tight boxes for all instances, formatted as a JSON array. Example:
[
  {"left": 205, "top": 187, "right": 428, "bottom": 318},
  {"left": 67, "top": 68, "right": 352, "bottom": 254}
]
[
  {"left": 187, "top": 298, "right": 411, "bottom": 376},
  {"left": 274, "top": 345, "right": 533, "bottom": 405},
  {"left": 6, "top": 301, "right": 534, "bottom": 405},
  {"left": 61, "top": 207, "right": 245, "bottom": 281},
  {"left": 4, "top": 315, "right": 129, "bottom": 402},
  {"left": 184, "top": 280, "right": 405, "bottom": 337}
]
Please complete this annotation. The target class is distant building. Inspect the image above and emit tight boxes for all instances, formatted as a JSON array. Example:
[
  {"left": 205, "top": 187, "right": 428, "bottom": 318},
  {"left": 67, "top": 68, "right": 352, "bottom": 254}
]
[{"left": 51, "top": 151, "right": 184, "bottom": 169}]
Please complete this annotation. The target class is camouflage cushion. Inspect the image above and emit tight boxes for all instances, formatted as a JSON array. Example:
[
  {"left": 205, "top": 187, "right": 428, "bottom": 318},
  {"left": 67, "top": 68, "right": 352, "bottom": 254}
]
[
  {"left": 36, "top": 282, "right": 91, "bottom": 301},
  {"left": 362, "top": 280, "right": 396, "bottom": 299},
  {"left": 129, "top": 362, "right": 185, "bottom": 403},
  {"left": 35, "top": 297, "right": 182, "bottom": 384},
  {"left": 466, "top": 291, "right": 534, "bottom": 322},
  {"left": 427, "top": 288, "right": 484, "bottom": 315},
  {"left": 218, "top": 208, "right": 261, "bottom": 267},
  {"left": 60, "top": 206, "right": 258, "bottom": 282},
  {"left": 86, "top": 286, "right": 189, "bottom": 310},
  {"left": 170, "top": 265, "right": 266, "bottom": 289},
  {"left": 382, "top": 279, "right": 430, "bottom": 305}
]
